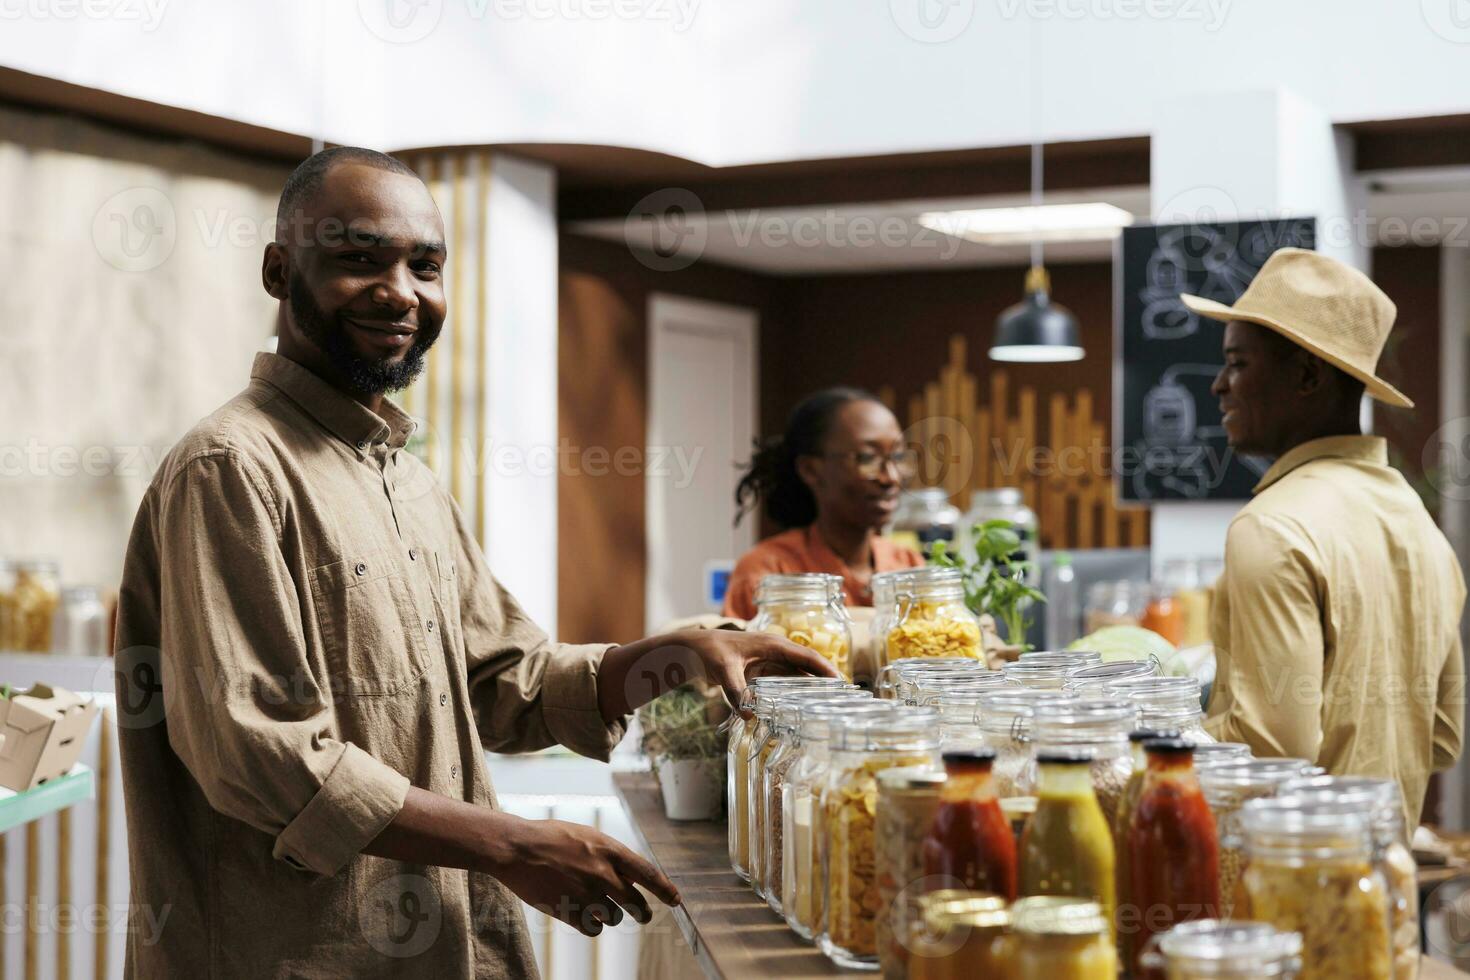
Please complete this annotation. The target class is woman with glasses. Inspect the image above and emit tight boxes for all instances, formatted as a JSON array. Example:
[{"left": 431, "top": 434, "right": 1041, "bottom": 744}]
[{"left": 722, "top": 387, "right": 925, "bottom": 622}]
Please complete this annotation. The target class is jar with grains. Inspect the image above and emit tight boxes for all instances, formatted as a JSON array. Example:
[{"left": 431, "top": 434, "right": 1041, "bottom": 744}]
[
  {"left": 1003, "top": 660, "right": 1073, "bottom": 690},
  {"left": 877, "top": 655, "right": 985, "bottom": 701},
  {"left": 1238, "top": 802, "right": 1392, "bottom": 980},
  {"left": 1012, "top": 896, "right": 1119, "bottom": 980},
  {"left": 873, "top": 766, "right": 945, "bottom": 979},
  {"left": 976, "top": 689, "right": 1075, "bottom": 798},
  {"left": 1107, "top": 676, "right": 1216, "bottom": 745},
  {"left": 883, "top": 568, "right": 984, "bottom": 665},
  {"left": 3, "top": 559, "right": 61, "bottom": 652},
  {"left": 783, "top": 701, "right": 895, "bottom": 940},
  {"left": 1018, "top": 699, "right": 1138, "bottom": 829},
  {"left": 729, "top": 676, "right": 849, "bottom": 882},
  {"left": 818, "top": 707, "right": 941, "bottom": 969},
  {"left": 762, "top": 692, "right": 873, "bottom": 912},
  {"left": 1140, "top": 920, "right": 1304, "bottom": 979},
  {"left": 871, "top": 570, "right": 919, "bottom": 681},
  {"left": 1276, "top": 777, "right": 1419, "bottom": 980},
  {"left": 750, "top": 573, "right": 854, "bottom": 680},
  {"left": 1199, "top": 759, "right": 1313, "bottom": 918},
  {"left": 749, "top": 686, "right": 866, "bottom": 899},
  {"left": 1065, "top": 657, "right": 1162, "bottom": 695},
  {"left": 908, "top": 894, "right": 1013, "bottom": 980}
]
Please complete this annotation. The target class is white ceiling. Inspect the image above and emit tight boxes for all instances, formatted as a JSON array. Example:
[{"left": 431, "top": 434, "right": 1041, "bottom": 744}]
[{"left": 568, "top": 170, "right": 1470, "bottom": 276}]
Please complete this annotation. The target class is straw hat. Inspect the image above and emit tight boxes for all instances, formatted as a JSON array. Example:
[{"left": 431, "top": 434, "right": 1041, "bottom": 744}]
[{"left": 1179, "top": 247, "right": 1412, "bottom": 408}]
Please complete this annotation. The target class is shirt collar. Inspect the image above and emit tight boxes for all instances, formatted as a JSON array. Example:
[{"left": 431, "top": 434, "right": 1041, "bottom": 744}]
[
  {"left": 250, "top": 352, "right": 416, "bottom": 453},
  {"left": 1252, "top": 435, "right": 1388, "bottom": 494}
]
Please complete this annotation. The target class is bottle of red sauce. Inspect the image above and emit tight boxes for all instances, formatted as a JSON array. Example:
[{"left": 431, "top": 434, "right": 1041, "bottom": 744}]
[
  {"left": 1126, "top": 738, "right": 1220, "bottom": 979},
  {"left": 921, "top": 749, "right": 1018, "bottom": 901}
]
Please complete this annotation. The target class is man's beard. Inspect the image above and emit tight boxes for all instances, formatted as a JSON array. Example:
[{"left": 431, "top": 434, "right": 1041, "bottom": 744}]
[{"left": 288, "top": 269, "right": 441, "bottom": 397}]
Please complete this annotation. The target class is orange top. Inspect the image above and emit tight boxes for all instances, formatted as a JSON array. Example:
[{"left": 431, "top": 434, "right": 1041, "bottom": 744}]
[{"left": 721, "top": 525, "right": 926, "bottom": 620}]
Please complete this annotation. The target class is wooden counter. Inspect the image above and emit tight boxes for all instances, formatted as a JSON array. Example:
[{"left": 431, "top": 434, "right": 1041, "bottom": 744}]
[{"left": 613, "top": 770, "right": 1470, "bottom": 979}]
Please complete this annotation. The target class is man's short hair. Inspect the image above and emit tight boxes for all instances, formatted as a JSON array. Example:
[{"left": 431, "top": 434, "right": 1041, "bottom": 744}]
[{"left": 275, "top": 146, "right": 419, "bottom": 244}]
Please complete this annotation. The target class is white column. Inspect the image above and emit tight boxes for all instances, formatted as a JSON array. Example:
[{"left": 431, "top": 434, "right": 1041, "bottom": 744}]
[
  {"left": 1147, "top": 88, "right": 1363, "bottom": 574},
  {"left": 1437, "top": 244, "right": 1470, "bottom": 830},
  {"left": 482, "top": 154, "right": 559, "bottom": 634}
]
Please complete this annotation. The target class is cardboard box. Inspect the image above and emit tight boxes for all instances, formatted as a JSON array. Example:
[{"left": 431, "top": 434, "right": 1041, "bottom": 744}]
[{"left": 0, "top": 684, "right": 100, "bottom": 792}]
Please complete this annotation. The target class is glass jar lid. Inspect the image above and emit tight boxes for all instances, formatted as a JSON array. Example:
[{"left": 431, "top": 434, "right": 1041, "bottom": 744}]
[
  {"left": 12, "top": 558, "right": 60, "bottom": 574},
  {"left": 876, "top": 765, "right": 947, "bottom": 792},
  {"left": 773, "top": 690, "right": 872, "bottom": 729},
  {"left": 1002, "top": 661, "right": 1073, "bottom": 690},
  {"left": 1012, "top": 896, "right": 1108, "bottom": 937},
  {"left": 977, "top": 689, "right": 1075, "bottom": 733},
  {"left": 831, "top": 707, "right": 941, "bottom": 751},
  {"left": 1190, "top": 742, "right": 1252, "bottom": 768},
  {"left": 891, "top": 565, "right": 967, "bottom": 601},
  {"left": 1198, "top": 758, "right": 1313, "bottom": 790},
  {"left": 1155, "top": 920, "right": 1303, "bottom": 975},
  {"left": 1032, "top": 698, "right": 1138, "bottom": 742},
  {"left": 1241, "top": 799, "right": 1373, "bottom": 858},
  {"left": 797, "top": 700, "right": 894, "bottom": 741},
  {"left": 1020, "top": 650, "right": 1102, "bottom": 670},
  {"left": 1065, "top": 658, "right": 1162, "bottom": 693},
  {"left": 744, "top": 676, "right": 854, "bottom": 714},
  {"left": 756, "top": 572, "right": 844, "bottom": 604}
]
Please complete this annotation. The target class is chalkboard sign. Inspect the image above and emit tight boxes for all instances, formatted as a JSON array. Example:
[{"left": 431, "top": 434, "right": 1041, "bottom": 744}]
[{"left": 1115, "top": 217, "right": 1316, "bottom": 502}]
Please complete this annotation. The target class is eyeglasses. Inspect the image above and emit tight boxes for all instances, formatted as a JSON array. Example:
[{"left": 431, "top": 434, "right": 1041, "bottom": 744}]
[{"left": 823, "top": 449, "right": 921, "bottom": 480}]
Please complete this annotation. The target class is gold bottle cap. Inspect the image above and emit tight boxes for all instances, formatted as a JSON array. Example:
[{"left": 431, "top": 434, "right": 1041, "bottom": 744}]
[{"left": 1012, "top": 896, "right": 1108, "bottom": 937}]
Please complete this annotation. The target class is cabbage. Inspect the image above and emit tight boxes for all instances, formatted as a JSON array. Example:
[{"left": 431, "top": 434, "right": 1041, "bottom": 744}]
[{"left": 1067, "top": 625, "right": 1176, "bottom": 666}]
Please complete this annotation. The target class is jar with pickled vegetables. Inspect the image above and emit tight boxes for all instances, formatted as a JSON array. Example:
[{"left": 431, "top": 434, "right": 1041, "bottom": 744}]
[
  {"left": 1012, "top": 896, "right": 1118, "bottom": 980},
  {"left": 5, "top": 559, "right": 60, "bottom": 652},
  {"left": 976, "top": 689, "right": 1074, "bottom": 798},
  {"left": 783, "top": 700, "right": 895, "bottom": 940},
  {"left": 1140, "top": 920, "right": 1303, "bottom": 979},
  {"left": 729, "top": 676, "right": 849, "bottom": 881},
  {"left": 1237, "top": 802, "right": 1392, "bottom": 980},
  {"left": 1019, "top": 699, "right": 1137, "bottom": 828},
  {"left": 907, "top": 894, "right": 1013, "bottom": 980},
  {"left": 751, "top": 573, "right": 854, "bottom": 679},
  {"left": 818, "top": 708, "right": 942, "bottom": 969},
  {"left": 1065, "top": 657, "right": 1162, "bottom": 695},
  {"left": 1198, "top": 759, "right": 1313, "bottom": 917},
  {"left": 883, "top": 568, "right": 983, "bottom": 665},
  {"left": 1275, "top": 776, "right": 1419, "bottom": 980},
  {"left": 874, "top": 766, "right": 945, "bottom": 979},
  {"left": 1019, "top": 751, "right": 1117, "bottom": 931},
  {"left": 1108, "top": 676, "right": 1215, "bottom": 745},
  {"left": 922, "top": 749, "right": 1018, "bottom": 900},
  {"left": 1114, "top": 727, "right": 1182, "bottom": 969}
]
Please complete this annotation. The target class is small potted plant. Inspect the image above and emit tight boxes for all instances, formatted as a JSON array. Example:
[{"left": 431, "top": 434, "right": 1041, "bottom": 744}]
[
  {"left": 930, "top": 519, "right": 1047, "bottom": 660},
  {"left": 638, "top": 683, "right": 728, "bottom": 821}
]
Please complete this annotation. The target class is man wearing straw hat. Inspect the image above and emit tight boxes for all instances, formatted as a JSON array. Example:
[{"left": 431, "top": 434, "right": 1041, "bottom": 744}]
[{"left": 1180, "top": 247, "right": 1464, "bottom": 827}]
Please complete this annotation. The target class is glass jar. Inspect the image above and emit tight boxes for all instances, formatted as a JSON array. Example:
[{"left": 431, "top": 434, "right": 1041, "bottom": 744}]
[
  {"left": 1003, "top": 660, "right": 1073, "bottom": 690},
  {"left": 1199, "top": 759, "right": 1314, "bottom": 918},
  {"left": 976, "top": 689, "right": 1075, "bottom": 798},
  {"left": 783, "top": 701, "right": 895, "bottom": 940},
  {"left": 1114, "top": 728, "right": 1183, "bottom": 967},
  {"left": 1085, "top": 580, "right": 1147, "bottom": 633},
  {"left": 883, "top": 567, "right": 984, "bottom": 666},
  {"left": 960, "top": 487, "right": 1039, "bottom": 582},
  {"left": 874, "top": 765, "right": 946, "bottom": 979},
  {"left": 1066, "top": 658, "right": 1162, "bottom": 695},
  {"left": 889, "top": 488, "right": 962, "bottom": 555},
  {"left": 1141, "top": 584, "right": 1186, "bottom": 647},
  {"left": 4, "top": 559, "right": 61, "bottom": 652},
  {"left": 819, "top": 708, "right": 942, "bottom": 969},
  {"left": 1107, "top": 676, "right": 1215, "bottom": 744},
  {"left": 1019, "top": 699, "right": 1138, "bottom": 828},
  {"left": 1275, "top": 777, "right": 1419, "bottom": 980},
  {"left": 908, "top": 895, "right": 1013, "bottom": 980},
  {"left": 877, "top": 654, "right": 985, "bottom": 701},
  {"left": 1011, "top": 896, "right": 1118, "bottom": 979},
  {"left": 921, "top": 676, "right": 1017, "bottom": 749},
  {"left": 922, "top": 750, "right": 1018, "bottom": 899},
  {"left": 1141, "top": 920, "right": 1304, "bottom": 979},
  {"left": 1191, "top": 742, "right": 1252, "bottom": 771},
  {"left": 871, "top": 571, "right": 920, "bottom": 682},
  {"left": 750, "top": 687, "right": 866, "bottom": 899},
  {"left": 53, "top": 586, "right": 109, "bottom": 656},
  {"left": 1020, "top": 751, "right": 1118, "bottom": 929},
  {"left": 762, "top": 690, "right": 873, "bottom": 910},
  {"left": 750, "top": 573, "right": 855, "bottom": 680},
  {"left": 902, "top": 665, "right": 999, "bottom": 706},
  {"left": 729, "top": 676, "right": 849, "bottom": 881},
  {"left": 1238, "top": 803, "right": 1393, "bottom": 980},
  {"left": 1020, "top": 649, "right": 1102, "bottom": 670}
]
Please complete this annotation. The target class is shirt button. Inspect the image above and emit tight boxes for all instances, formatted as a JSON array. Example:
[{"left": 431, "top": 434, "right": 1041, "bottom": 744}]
[
  {"left": 439, "top": 692, "right": 448, "bottom": 706},
  {"left": 450, "top": 764, "right": 458, "bottom": 779},
  {"left": 354, "top": 562, "right": 367, "bottom": 576},
  {"left": 356, "top": 440, "right": 368, "bottom": 451},
  {"left": 408, "top": 548, "right": 419, "bottom": 561},
  {"left": 426, "top": 620, "right": 436, "bottom": 633}
]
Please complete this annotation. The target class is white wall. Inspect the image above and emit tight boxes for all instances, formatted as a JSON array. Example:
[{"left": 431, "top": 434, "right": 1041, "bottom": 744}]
[{"left": 5, "top": 1, "right": 1470, "bottom": 164}]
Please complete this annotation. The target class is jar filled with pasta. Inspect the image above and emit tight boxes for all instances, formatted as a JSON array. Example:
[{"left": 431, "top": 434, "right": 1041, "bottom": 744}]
[
  {"left": 4, "top": 559, "right": 61, "bottom": 652},
  {"left": 883, "top": 568, "right": 983, "bottom": 666},
  {"left": 729, "top": 676, "right": 850, "bottom": 882},
  {"left": 1107, "top": 676, "right": 1215, "bottom": 745},
  {"left": 908, "top": 893, "right": 1013, "bottom": 980},
  {"left": 1065, "top": 657, "right": 1162, "bottom": 696},
  {"left": 783, "top": 700, "right": 895, "bottom": 940},
  {"left": 751, "top": 573, "right": 854, "bottom": 679},
  {"left": 976, "top": 689, "right": 1075, "bottom": 798},
  {"left": 871, "top": 570, "right": 919, "bottom": 681},
  {"left": 819, "top": 707, "right": 942, "bottom": 969},
  {"left": 1140, "top": 920, "right": 1304, "bottom": 979},
  {"left": 1012, "top": 896, "right": 1118, "bottom": 980},
  {"left": 1237, "top": 802, "right": 1392, "bottom": 980},
  {"left": 1018, "top": 699, "right": 1138, "bottom": 829},
  {"left": 1275, "top": 777, "right": 1419, "bottom": 980},
  {"left": 1199, "top": 759, "right": 1313, "bottom": 917},
  {"left": 874, "top": 766, "right": 946, "bottom": 979}
]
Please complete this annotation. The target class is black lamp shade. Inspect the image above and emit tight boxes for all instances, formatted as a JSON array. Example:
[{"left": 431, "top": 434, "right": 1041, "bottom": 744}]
[{"left": 990, "top": 266, "right": 1084, "bottom": 363}]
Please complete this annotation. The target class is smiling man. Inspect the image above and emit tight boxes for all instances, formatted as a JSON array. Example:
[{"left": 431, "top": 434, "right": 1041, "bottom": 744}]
[
  {"left": 1181, "top": 247, "right": 1464, "bottom": 829},
  {"left": 113, "top": 147, "right": 835, "bottom": 979}
]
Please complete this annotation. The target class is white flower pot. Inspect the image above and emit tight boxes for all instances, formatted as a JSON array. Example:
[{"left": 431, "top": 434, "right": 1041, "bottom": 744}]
[{"left": 655, "top": 757, "right": 724, "bottom": 821}]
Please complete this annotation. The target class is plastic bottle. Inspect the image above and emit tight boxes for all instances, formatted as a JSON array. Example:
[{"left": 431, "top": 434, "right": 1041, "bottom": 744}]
[{"left": 1044, "top": 552, "right": 1080, "bottom": 650}]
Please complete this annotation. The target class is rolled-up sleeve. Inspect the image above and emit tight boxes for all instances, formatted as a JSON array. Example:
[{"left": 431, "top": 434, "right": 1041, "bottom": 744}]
[
  {"left": 1204, "top": 512, "right": 1326, "bottom": 762},
  {"left": 1434, "top": 566, "right": 1467, "bottom": 773},
  {"left": 156, "top": 451, "right": 409, "bottom": 877},
  {"left": 450, "top": 500, "right": 627, "bottom": 761}
]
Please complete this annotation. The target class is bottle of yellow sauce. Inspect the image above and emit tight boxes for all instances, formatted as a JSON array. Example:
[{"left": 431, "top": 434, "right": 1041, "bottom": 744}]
[
  {"left": 1019, "top": 749, "right": 1116, "bottom": 934},
  {"left": 1011, "top": 896, "right": 1117, "bottom": 979}
]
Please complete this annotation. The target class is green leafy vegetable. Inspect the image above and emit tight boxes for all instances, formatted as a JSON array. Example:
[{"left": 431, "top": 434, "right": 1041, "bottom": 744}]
[{"left": 929, "top": 519, "right": 1046, "bottom": 650}]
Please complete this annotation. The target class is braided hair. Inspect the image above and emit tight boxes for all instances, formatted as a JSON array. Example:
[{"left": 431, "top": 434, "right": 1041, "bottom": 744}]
[{"left": 734, "top": 387, "right": 881, "bottom": 528}]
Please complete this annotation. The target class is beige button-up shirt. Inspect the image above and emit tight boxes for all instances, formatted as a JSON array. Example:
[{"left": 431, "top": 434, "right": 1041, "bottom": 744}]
[
  {"left": 1205, "top": 435, "right": 1465, "bottom": 828},
  {"left": 114, "top": 353, "right": 625, "bottom": 978}
]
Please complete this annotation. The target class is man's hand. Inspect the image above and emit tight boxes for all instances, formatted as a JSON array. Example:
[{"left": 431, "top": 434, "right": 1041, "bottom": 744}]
[
  {"left": 494, "top": 817, "right": 681, "bottom": 937},
  {"left": 597, "top": 628, "right": 842, "bottom": 723}
]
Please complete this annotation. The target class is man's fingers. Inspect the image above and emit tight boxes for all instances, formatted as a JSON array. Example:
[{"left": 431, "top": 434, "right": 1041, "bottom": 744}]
[
  {"left": 612, "top": 848, "right": 681, "bottom": 907},
  {"left": 588, "top": 898, "right": 623, "bottom": 928},
  {"left": 607, "top": 879, "right": 654, "bottom": 925},
  {"left": 764, "top": 636, "right": 842, "bottom": 679}
]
